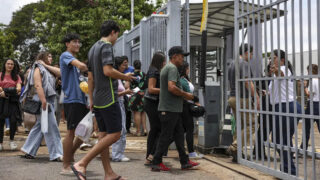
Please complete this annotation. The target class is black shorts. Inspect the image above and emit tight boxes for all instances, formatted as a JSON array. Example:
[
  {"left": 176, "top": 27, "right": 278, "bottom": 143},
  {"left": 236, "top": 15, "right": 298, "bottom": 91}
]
[
  {"left": 64, "top": 103, "right": 89, "bottom": 130},
  {"left": 94, "top": 102, "right": 122, "bottom": 134}
]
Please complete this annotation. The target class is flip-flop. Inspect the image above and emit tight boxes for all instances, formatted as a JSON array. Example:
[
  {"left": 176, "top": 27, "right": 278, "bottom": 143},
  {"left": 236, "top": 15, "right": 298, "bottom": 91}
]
[
  {"left": 113, "top": 176, "right": 122, "bottom": 180},
  {"left": 71, "top": 164, "right": 87, "bottom": 180},
  {"left": 60, "top": 170, "right": 73, "bottom": 175}
]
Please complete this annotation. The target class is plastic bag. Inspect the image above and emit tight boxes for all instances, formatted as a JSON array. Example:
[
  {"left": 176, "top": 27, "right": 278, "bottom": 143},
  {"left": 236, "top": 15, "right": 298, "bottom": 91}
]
[
  {"left": 41, "top": 103, "right": 48, "bottom": 133},
  {"left": 75, "top": 112, "right": 94, "bottom": 142}
]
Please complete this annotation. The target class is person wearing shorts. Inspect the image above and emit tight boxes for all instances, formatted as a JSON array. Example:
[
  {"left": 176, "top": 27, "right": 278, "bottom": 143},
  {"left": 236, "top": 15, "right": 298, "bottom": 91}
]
[
  {"left": 71, "top": 20, "right": 134, "bottom": 180},
  {"left": 59, "top": 33, "right": 89, "bottom": 174}
]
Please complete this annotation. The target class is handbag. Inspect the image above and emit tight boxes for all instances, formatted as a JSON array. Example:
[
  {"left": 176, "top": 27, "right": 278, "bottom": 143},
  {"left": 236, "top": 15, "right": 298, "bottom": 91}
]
[
  {"left": 189, "top": 103, "right": 206, "bottom": 117},
  {"left": 21, "top": 98, "right": 41, "bottom": 115}
]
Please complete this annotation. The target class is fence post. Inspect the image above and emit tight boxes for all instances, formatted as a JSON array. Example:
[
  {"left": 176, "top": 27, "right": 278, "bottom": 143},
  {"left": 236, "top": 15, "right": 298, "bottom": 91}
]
[
  {"left": 167, "top": 0, "right": 182, "bottom": 60},
  {"left": 122, "top": 30, "right": 132, "bottom": 64}
]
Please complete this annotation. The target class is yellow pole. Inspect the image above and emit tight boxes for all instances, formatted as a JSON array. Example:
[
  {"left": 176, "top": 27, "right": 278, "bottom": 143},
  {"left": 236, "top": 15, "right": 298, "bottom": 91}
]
[{"left": 200, "top": 0, "right": 208, "bottom": 32}]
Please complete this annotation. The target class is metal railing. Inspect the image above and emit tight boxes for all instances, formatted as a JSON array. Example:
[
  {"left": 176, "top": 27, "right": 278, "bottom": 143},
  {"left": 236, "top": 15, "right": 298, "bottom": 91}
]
[{"left": 234, "top": 0, "right": 320, "bottom": 179}]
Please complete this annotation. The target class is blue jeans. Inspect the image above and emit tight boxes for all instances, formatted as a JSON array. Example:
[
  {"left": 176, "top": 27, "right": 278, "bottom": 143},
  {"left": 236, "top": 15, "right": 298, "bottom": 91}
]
[
  {"left": 300, "top": 102, "right": 320, "bottom": 148},
  {"left": 21, "top": 99, "right": 63, "bottom": 160},
  {"left": 5, "top": 118, "right": 10, "bottom": 129},
  {"left": 112, "top": 99, "right": 127, "bottom": 161},
  {"left": 273, "top": 102, "right": 301, "bottom": 175}
]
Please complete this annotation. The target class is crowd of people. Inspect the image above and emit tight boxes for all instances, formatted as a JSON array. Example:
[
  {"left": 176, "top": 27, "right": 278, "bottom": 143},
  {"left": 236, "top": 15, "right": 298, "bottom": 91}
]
[
  {"left": 227, "top": 44, "right": 320, "bottom": 176},
  {"left": 0, "top": 20, "right": 203, "bottom": 180}
]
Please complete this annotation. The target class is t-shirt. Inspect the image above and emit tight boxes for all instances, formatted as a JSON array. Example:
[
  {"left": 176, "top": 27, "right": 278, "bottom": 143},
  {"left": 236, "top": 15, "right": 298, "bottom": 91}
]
[
  {"left": 179, "top": 77, "right": 191, "bottom": 93},
  {"left": 118, "top": 80, "right": 125, "bottom": 101},
  {"left": 0, "top": 73, "right": 22, "bottom": 88},
  {"left": 308, "top": 78, "right": 319, "bottom": 102},
  {"left": 88, "top": 40, "right": 118, "bottom": 108},
  {"left": 144, "top": 66, "right": 160, "bottom": 101},
  {"left": 158, "top": 63, "right": 183, "bottom": 113},
  {"left": 60, "top": 51, "right": 87, "bottom": 104},
  {"left": 124, "top": 66, "right": 134, "bottom": 74},
  {"left": 268, "top": 66, "right": 294, "bottom": 105},
  {"left": 228, "top": 59, "right": 250, "bottom": 98}
]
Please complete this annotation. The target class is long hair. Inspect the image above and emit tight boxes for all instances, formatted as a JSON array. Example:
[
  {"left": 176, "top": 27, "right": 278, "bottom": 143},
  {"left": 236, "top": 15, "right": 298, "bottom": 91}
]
[
  {"left": 149, "top": 52, "right": 165, "bottom": 71},
  {"left": 36, "top": 51, "right": 50, "bottom": 64},
  {"left": 114, "top": 56, "right": 126, "bottom": 71},
  {"left": 1, "top": 59, "right": 19, "bottom": 81},
  {"left": 178, "top": 61, "right": 190, "bottom": 81}
]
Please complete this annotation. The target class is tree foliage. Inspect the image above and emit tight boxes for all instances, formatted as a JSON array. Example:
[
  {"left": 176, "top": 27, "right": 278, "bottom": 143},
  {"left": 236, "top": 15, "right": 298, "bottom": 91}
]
[
  {"left": 0, "top": 25, "right": 15, "bottom": 69},
  {"left": 5, "top": 0, "right": 160, "bottom": 67}
]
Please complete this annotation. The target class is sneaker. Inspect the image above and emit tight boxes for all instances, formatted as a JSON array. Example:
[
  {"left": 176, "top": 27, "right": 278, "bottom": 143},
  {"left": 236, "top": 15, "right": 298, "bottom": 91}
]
[
  {"left": 188, "top": 160, "right": 200, "bottom": 167},
  {"left": 189, "top": 152, "right": 203, "bottom": 159},
  {"left": 151, "top": 162, "right": 170, "bottom": 171},
  {"left": 80, "top": 143, "right": 92, "bottom": 150},
  {"left": 181, "top": 162, "right": 193, "bottom": 170},
  {"left": 120, "top": 156, "right": 130, "bottom": 162},
  {"left": 10, "top": 141, "right": 17, "bottom": 150},
  {"left": 0, "top": 144, "right": 3, "bottom": 151},
  {"left": 5, "top": 128, "right": 10, "bottom": 136}
]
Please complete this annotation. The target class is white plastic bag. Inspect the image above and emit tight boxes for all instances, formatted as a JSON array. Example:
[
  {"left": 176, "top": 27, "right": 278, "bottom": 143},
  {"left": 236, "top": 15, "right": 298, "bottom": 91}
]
[
  {"left": 75, "top": 112, "right": 94, "bottom": 142},
  {"left": 41, "top": 103, "right": 48, "bottom": 133}
]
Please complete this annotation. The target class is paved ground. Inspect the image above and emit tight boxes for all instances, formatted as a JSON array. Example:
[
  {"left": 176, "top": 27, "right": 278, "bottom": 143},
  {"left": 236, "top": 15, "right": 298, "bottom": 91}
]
[
  {"left": 0, "top": 123, "right": 278, "bottom": 180},
  {"left": 0, "top": 152, "right": 219, "bottom": 180}
]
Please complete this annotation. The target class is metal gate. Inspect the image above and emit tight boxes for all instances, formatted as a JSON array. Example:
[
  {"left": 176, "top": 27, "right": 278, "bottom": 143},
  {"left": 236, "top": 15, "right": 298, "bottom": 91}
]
[{"left": 234, "top": 0, "right": 320, "bottom": 179}]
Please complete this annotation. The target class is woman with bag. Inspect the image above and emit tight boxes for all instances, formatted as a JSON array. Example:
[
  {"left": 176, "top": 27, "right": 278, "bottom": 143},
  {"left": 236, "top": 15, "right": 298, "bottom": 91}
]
[
  {"left": 127, "top": 60, "right": 148, "bottom": 136},
  {"left": 0, "top": 59, "right": 22, "bottom": 151},
  {"left": 178, "top": 61, "right": 202, "bottom": 158},
  {"left": 20, "top": 52, "right": 63, "bottom": 161},
  {"left": 111, "top": 57, "right": 133, "bottom": 162},
  {"left": 143, "top": 52, "right": 166, "bottom": 165}
]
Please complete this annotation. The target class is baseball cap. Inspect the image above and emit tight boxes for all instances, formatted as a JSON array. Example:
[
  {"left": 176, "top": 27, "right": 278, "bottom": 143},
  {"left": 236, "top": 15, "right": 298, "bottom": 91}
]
[{"left": 168, "top": 46, "right": 190, "bottom": 58}]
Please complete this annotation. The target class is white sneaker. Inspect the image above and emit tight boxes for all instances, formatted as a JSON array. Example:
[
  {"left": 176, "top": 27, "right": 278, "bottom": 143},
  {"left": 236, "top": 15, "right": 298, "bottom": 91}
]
[
  {"left": 0, "top": 144, "right": 3, "bottom": 151},
  {"left": 80, "top": 143, "right": 92, "bottom": 150},
  {"left": 10, "top": 141, "right": 17, "bottom": 150},
  {"left": 120, "top": 156, "right": 130, "bottom": 162},
  {"left": 189, "top": 152, "right": 203, "bottom": 159}
]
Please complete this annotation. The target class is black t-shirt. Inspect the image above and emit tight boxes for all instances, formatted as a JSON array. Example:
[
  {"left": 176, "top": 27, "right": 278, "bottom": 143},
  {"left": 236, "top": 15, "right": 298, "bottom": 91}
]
[{"left": 144, "top": 66, "right": 160, "bottom": 100}]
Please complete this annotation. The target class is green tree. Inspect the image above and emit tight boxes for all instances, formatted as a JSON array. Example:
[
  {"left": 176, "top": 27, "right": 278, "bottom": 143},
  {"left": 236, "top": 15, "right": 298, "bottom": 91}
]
[
  {"left": 7, "top": 2, "right": 46, "bottom": 66},
  {"left": 0, "top": 25, "right": 15, "bottom": 69},
  {"left": 33, "top": 0, "right": 158, "bottom": 64}
]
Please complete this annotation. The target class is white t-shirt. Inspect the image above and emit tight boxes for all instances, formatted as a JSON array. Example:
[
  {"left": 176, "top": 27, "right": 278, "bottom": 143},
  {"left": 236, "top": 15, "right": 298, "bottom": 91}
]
[
  {"left": 269, "top": 66, "right": 294, "bottom": 105},
  {"left": 308, "top": 78, "right": 320, "bottom": 102},
  {"left": 188, "top": 81, "right": 195, "bottom": 93}
]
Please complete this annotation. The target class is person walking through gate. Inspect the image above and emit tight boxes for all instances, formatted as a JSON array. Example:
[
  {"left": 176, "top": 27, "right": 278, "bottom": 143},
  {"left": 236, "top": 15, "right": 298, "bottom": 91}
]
[
  {"left": 269, "top": 49, "right": 302, "bottom": 175},
  {"left": 59, "top": 33, "right": 89, "bottom": 174},
  {"left": 71, "top": 20, "right": 135, "bottom": 180},
  {"left": 227, "top": 44, "right": 260, "bottom": 162},
  {"left": 20, "top": 52, "right": 63, "bottom": 161},
  {"left": 151, "top": 46, "right": 200, "bottom": 171},
  {"left": 300, "top": 64, "right": 320, "bottom": 149},
  {"left": 144, "top": 52, "right": 166, "bottom": 165},
  {"left": 0, "top": 59, "right": 22, "bottom": 151},
  {"left": 178, "top": 61, "right": 202, "bottom": 158}
]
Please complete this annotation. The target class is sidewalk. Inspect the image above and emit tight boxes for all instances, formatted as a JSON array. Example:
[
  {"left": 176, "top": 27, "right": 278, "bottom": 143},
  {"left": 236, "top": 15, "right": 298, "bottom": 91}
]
[{"left": 0, "top": 123, "right": 276, "bottom": 180}]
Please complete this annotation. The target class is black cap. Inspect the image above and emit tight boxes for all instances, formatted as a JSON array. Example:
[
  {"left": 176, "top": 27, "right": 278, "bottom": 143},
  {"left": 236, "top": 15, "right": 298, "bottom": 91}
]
[{"left": 168, "top": 46, "right": 190, "bottom": 58}]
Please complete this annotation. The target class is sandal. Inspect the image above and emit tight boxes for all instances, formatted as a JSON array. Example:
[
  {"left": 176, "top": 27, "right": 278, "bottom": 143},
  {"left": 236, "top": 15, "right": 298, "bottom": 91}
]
[
  {"left": 71, "top": 164, "right": 87, "bottom": 180},
  {"left": 20, "top": 154, "right": 35, "bottom": 159},
  {"left": 144, "top": 157, "right": 153, "bottom": 166}
]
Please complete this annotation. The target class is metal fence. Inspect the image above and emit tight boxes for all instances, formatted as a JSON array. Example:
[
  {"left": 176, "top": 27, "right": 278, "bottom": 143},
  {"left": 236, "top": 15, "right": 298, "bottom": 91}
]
[
  {"left": 114, "top": 0, "right": 184, "bottom": 73},
  {"left": 234, "top": 0, "right": 320, "bottom": 179}
]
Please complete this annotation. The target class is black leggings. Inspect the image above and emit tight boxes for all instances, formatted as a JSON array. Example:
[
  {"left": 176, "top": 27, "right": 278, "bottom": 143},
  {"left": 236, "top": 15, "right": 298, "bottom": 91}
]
[
  {"left": 144, "top": 98, "right": 161, "bottom": 158},
  {"left": 0, "top": 117, "right": 17, "bottom": 143},
  {"left": 182, "top": 102, "right": 194, "bottom": 153}
]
